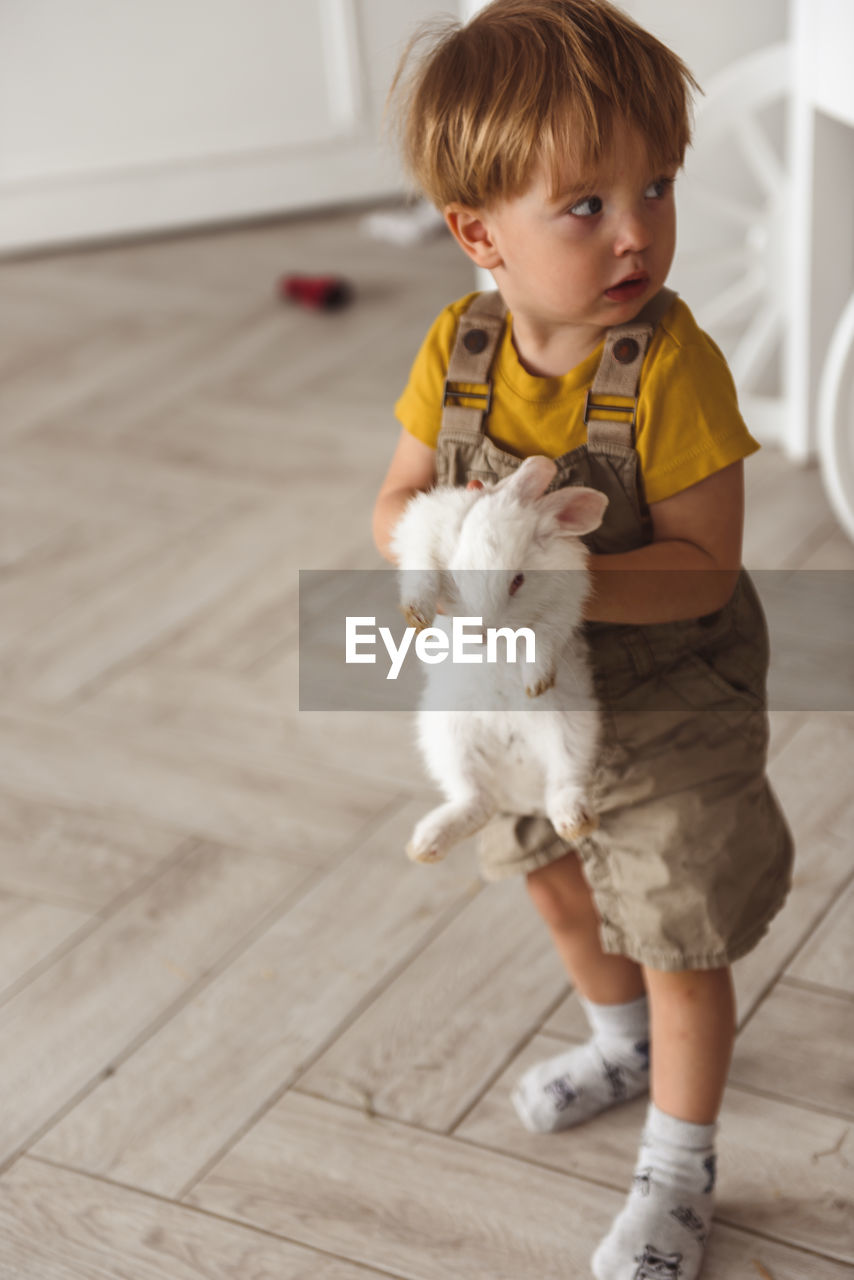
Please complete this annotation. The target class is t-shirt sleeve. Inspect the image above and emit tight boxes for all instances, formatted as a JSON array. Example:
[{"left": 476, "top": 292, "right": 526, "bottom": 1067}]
[
  {"left": 637, "top": 333, "right": 760, "bottom": 506},
  {"left": 394, "top": 298, "right": 473, "bottom": 449}
]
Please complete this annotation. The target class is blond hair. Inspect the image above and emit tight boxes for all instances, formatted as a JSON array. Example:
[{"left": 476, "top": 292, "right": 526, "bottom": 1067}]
[{"left": 389, "top": 0, "right": 699, "bottom": 209}]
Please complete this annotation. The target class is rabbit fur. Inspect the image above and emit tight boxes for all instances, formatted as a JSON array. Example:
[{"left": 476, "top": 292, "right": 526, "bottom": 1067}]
[{"left": 391, "top": 456, "right": 608, "bottom": 864}]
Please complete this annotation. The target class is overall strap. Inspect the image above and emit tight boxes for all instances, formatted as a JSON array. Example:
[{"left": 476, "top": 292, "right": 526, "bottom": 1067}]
[
  {"left": 440, "top": 290, "right": 507, "bottom": 438},
  {"left": 585, "top": 286, "right": 678, "bottom": 448}
]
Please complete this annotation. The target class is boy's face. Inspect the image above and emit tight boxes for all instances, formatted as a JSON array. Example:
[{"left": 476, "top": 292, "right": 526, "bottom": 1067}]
[{"left": 457, "top": 119, "right": 677, "bottom": 345}]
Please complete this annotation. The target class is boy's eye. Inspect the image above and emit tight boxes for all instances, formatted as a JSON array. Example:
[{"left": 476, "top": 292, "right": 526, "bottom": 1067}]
[
  {"left": 645, "top": 177, "right": 674, "bottom": 200},
  {"left": 568, "top": 195, "right": 603, "bottom": 218}
]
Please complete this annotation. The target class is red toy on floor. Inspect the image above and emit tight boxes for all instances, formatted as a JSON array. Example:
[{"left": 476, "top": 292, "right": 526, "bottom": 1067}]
[{"left": 279, "top": 274, "right": 353, "bottom": 310}]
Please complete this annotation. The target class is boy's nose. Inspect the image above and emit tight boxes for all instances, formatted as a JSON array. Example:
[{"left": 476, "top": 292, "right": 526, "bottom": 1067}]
[{"left": 613, "top": 209, "right": 653, "bottom": 255}]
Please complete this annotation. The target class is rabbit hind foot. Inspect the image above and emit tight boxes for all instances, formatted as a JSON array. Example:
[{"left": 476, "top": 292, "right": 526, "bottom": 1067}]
[
  {"left": 548, "top": 793, "right": 599, "bottom": 842},
  {"left": 406, "top": 797, "right": 492, "bottom": 864}
]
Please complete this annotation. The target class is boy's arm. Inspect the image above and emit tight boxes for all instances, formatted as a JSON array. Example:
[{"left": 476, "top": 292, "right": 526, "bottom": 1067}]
[
  {"left": 372, "top": 428, "right": 437, "bottom": 563},
  {"left": 583, "top": 460, "right": 745, "bottom": 624}
]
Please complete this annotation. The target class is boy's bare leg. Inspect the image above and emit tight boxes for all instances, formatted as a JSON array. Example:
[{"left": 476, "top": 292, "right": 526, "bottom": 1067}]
[
  {"left": 512, "top": 852, "right": 651, "bottom": 1132},
  {"left": 526, "top": 851, "right": 645, "bottom": 1002},
  {"left": 644, "top": 966, "right": 736, "bottom": 1122},
  {"left": 592, "top": 967, "right": 736, "bottom": 1280}
]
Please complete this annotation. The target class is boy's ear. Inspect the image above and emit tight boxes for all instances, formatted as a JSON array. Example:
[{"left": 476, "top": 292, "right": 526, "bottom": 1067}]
[{"left": 443, "top": 205, "right": 503, "bottom": 270}]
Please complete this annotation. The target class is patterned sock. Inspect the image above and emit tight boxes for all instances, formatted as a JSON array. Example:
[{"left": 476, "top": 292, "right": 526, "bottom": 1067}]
[
  {"left": 511, "top": 993, "right": 650, "bottom": 1133},
  {"left": 592, "top": 1103, "right": 717, "bottom": 1280}
]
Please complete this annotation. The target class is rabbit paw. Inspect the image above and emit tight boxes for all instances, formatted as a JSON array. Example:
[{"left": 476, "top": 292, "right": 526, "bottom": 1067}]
[
  {"left": 405, "top": 807, "right": 452, "bottom": 863},
  {"left": 548, "top": 795, "right": 599, "bottom": 842},
  {"left": 405, "top": 837, "right": 447, "bottom": 864},
  {"left": 406, "top": 798, "right": 491, "bottom": 864},
  {"left": 401, "top": 602, "right": 431, "bottom": 633},
  {"left": 525, "top": 671, "right": 556, "bottom": 698}
]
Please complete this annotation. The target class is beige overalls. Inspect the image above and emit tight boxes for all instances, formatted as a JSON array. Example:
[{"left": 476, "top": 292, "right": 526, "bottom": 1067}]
[{"left": 436, "top": 289, "right": 794, "bottom": 972}]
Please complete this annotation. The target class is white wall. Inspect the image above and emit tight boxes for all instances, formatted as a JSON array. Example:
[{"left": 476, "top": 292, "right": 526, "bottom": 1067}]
[{"left": 0, "top": 0, "right": 441, "bottom": 253}]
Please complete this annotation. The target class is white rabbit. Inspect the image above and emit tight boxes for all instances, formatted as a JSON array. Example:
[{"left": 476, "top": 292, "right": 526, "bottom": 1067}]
[{"left": 390, "top": 456, "right": 608, "bottom": 864}]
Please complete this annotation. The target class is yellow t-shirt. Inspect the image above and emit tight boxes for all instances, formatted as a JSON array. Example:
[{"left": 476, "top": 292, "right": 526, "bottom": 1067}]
[{"left": 394, "top": 292, "right": 759, "bottom": 506}]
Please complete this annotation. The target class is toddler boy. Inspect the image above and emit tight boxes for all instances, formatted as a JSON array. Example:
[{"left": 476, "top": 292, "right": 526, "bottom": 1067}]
[{"left": 372, "top": 3, "right": 794, "bottom": 1275}]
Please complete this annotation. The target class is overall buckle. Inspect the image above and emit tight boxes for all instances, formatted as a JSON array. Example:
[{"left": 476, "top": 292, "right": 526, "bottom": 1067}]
[
  {"left": 442, "top": 378, "right": 493, "bottom": 416},
  {"left": 583, "top": 390, "right": 636, "bottom": 428}
]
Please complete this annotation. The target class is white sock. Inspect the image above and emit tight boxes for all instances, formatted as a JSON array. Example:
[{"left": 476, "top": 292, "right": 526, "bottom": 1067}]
[
  {"left": 511, "top": 993, "right": 650, "bottom": 1133},
  {"left": 592, "top": 1103, "right": 717, "bottom": 1280}
]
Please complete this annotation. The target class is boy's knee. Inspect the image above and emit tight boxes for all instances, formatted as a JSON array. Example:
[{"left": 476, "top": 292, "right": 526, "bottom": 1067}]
[{"left": 526, "top": 852, "right": 597, "bottom": 930}]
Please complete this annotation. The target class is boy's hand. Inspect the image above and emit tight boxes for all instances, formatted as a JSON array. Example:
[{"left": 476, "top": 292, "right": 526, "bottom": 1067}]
[{"left": 584, "top": 461, "right": 745, "bottom": 625}]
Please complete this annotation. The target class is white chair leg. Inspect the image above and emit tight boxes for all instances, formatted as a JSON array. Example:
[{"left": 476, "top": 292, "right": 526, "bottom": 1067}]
[{"left": 818, "top": 293, "right": 854, "bottom": 543}]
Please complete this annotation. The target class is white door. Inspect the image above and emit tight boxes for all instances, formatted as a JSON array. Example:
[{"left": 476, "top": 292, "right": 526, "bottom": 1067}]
[{"left": 0, "top": 0, "right": 448, "bottom": 253}]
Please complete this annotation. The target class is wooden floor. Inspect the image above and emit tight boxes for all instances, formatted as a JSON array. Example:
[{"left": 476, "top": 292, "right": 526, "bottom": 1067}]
[{"left": 0, "top": 209, "right": 852, "bottom": 1280}]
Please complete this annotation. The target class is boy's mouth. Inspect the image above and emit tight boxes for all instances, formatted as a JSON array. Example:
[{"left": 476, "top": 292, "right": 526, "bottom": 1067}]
[{"left": 605, "top": 273, "right": 650, "bottom": 302}]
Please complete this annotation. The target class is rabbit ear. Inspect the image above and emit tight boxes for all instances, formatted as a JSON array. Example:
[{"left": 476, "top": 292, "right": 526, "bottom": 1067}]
[
  {"left": 497, "top": 456, "right": 557, "bottom": 503},
  {"left": 540, "top": 485, "right": 609, "bottom": 536}
]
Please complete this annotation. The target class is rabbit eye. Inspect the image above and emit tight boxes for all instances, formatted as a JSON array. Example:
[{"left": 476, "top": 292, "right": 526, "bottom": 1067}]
[{"left": 509, "top": 573, "right": 525, "bottom": 596}]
